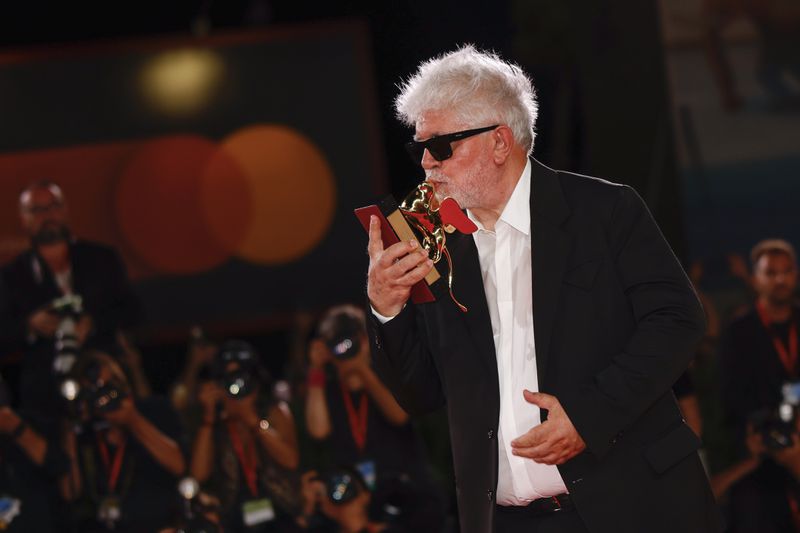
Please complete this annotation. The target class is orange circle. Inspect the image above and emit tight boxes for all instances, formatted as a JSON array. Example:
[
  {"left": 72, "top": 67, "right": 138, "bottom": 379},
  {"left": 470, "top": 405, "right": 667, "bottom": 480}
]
[
  {"left": 216, "top": 125, "right": 336, "bottom": 264},
  {"left": 115, "top": 136, "right": 250, "bottom": 274}
]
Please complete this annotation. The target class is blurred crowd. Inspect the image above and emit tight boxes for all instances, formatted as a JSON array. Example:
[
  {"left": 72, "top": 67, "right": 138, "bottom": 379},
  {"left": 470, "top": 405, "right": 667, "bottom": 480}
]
[
  {"left": 0, "top": 182, "right": 446, "bottom": 533},
  {"left": 0, "top": 181, "right": 798, "bottom": 532}
]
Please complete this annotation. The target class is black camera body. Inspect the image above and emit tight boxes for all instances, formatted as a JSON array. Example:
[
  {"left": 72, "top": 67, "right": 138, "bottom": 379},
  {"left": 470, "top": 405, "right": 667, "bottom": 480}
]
[
  {"left": 84, "top": 380, "right": 127, "bottom": 417},
  {"left": 750, "top": 407, "right": 795, "bottom": 450},
  {"left": 214, "top": 340, "right": 265, "bottom": 399},
  {"left": 321, "top": 467, "right": 365, "bottom": 506}
]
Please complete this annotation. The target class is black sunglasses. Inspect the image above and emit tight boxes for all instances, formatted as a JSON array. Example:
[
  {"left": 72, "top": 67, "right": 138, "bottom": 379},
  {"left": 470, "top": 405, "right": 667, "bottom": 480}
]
[{"left": 405, "top": 124, "right": 499, "bottom": 164}]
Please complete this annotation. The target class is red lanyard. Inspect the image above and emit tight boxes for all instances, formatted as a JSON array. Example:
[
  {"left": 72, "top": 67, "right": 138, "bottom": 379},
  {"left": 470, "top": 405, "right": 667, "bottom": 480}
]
[
  {"left": 756, "top": 302, "right": 799, "bottom": 377},
  {"left": 340, "top": 382, "right": 368, "bottom": 452},
  {"left": 95, "top": 433, "right": 127, "bottom": 494},
  {"left": 788, "top": 489, "right": 800, "bottom": 531},
  {"left": 226, "top": 422, "right": 259, "bottom": 498}
]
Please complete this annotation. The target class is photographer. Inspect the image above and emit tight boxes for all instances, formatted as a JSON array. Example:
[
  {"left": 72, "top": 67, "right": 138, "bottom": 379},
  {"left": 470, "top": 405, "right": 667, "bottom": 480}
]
[
  {"left": 304, "top": 305, "right": 443, "bottom": 530},
  {"left": 297, "top": 467, "right": 413, "bottom": 533},
  {"left": 0, "top": 373, "right": 67, "bottom": 532},
  {"left": 189, "top": 340, "right": 301, "bottom": 532},
  {"left": 60, "top": 351, "right": 185, "bottom": 532},
  {"left": 0, "top": 181, "right": 142, "bottom": 415},
  {"left": 719, "top": 238, "right": 800, "bottom": 531}
]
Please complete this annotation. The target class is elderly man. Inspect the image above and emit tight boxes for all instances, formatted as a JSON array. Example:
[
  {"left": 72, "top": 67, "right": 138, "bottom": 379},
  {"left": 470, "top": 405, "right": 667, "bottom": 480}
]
[
  {"left": 0, "top": 181, "right": 141, "bottom": 415},
  {"left": 366, "top": 46, "right": 720, "bottom": 533}
]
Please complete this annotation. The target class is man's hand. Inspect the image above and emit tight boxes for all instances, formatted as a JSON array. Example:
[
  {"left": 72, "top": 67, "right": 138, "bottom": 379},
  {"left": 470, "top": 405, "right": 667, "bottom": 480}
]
[
  {"left": 367, "top": 215, "right": 433, "bottom": 317},
  {"left": 510, "top": 390, "right": 586, "bottom": 465},
  {"left": 28, "top": 308, "right": 60, "bottom": 338}
]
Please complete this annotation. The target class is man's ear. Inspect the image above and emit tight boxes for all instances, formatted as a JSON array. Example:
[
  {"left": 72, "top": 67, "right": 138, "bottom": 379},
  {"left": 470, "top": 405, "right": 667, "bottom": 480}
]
[{"left": 492, "top": 126, "right": 514, "bottom": 165}]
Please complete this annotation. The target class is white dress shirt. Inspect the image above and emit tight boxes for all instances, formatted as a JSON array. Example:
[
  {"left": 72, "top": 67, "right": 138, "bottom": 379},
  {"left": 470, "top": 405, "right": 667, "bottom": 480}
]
[
  {"left": 468, "top": 160, "right": 567, "bottom": 505},
  {"left": 372, "top": 160, "right": 567, "bottom": 505}
]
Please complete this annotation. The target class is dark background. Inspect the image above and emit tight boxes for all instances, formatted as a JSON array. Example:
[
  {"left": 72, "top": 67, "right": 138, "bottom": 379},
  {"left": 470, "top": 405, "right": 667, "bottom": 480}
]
[{"left": 0, "top": 0, "right": 691, "bottom": 391}]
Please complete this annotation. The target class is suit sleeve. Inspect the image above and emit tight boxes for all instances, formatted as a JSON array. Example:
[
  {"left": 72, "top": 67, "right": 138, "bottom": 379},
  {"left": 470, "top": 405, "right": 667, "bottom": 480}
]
[
  {"left": 367, "top": 301, "right": 446, "bottom": 416},
  {"left": 559, "top": 185, "right": 706, "bottom": 458}
]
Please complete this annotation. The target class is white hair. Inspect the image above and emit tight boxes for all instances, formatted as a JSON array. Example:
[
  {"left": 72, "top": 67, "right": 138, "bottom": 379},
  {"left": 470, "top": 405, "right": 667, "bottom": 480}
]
[{"left": 395, "top": 45, "right": 538, "bottom": 154}]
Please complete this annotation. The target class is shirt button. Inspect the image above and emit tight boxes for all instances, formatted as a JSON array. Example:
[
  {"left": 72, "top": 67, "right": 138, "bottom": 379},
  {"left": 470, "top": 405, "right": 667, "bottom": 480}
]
[
  {"left": 487, "top": 490, "right": 493, "bottom": 501},
  {"left": 487, "top": 429, "right": 494, "bottom": 439}
]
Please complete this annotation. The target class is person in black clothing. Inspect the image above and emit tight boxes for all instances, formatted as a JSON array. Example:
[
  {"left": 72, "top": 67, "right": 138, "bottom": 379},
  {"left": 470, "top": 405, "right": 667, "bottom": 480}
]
[
  {"left": 297, "top": 466, "right": 419, "bottom": 533},
  {"left": 190, "top": 340, "right": 302, "bottom": 532},
  {"left": 304, "top": 305, "right": 444, "bottom": 532},
  {"left": 719, "top": 238, "right": 800, "bottom": 532},
  {"left": 0, "top": 181, "right": 142, "bottom": 415},
  {"left": 61, "top": 351, "right": 186, "bottom": 532},
  {"left": 0, "top": 373, "right": 68, "bottom": 532}
]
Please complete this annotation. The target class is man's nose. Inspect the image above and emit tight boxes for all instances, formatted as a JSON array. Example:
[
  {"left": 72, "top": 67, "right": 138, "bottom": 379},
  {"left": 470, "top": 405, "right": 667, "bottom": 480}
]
[{"left": 420, "top": 148, "right": 440, "bottom": 171}]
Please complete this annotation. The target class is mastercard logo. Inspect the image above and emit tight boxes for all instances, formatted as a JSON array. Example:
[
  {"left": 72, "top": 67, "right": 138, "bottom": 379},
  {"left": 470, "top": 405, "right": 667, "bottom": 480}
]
[{"left": 115, "top": 124, "right": 336, "bottom": 274}]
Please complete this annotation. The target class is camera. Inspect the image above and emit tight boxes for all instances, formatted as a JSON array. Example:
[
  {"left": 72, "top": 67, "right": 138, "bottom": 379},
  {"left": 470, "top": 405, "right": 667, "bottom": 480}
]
[
  {"left": 62, "top": 358, "right": 128, "bottom": 423},
  {"left": 321, "top": 312, "right": 362, "bottom": 361},
  {"left": 51, "top": 294, "right": 84, "bottom": 377},
  {"left": 312, "top": 467, "right": 366, "bottom": 507},
  {"left": 215, "top": 340, "right": 262, "bottom": 399},
  {"left": 84, "top": 380, "right": 127, "bottom": 417},
  {"left": 750, "top": 381, "right": 800, "bottom": 450},
  {"left": 173, "top": 477, "right": 221, "bottom": 533}
]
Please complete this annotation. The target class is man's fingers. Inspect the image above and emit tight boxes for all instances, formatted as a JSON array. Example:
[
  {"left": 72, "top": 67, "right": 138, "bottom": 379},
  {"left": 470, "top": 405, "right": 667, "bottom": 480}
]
[
  {"left": 367, "top": 216, "right": 384, "bottom": 260},
  {"left": 511, "top": 424, "right": 547, "bottom": 449},
  {"left": 378, "top": 240, "right": 420, "bottom": 269},
  {"left": 389, "top": 248, "right": 429, "bottom": 278},
  {"left": 396, "top": 256, "right": 434, "bottom": 286},
  {"left": 523, "top": 390, "right": 557, "bottom": 410}
]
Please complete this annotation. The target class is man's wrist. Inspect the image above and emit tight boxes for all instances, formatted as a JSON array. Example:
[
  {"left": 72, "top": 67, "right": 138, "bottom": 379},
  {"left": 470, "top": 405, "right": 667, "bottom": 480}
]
[{"left": 370, "top": 303, "right": 402, "bottom": 324}]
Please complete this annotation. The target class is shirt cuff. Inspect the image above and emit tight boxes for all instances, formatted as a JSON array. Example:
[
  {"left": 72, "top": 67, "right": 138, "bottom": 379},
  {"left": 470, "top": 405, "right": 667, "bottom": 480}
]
[{"left": 370, "top": 304, "right": 401, "bottom": 324}]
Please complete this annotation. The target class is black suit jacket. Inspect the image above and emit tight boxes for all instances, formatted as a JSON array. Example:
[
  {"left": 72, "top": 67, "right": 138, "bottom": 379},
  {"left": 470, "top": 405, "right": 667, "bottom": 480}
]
[
  {"left": 368, "top": 159, "right": 721, "bottom": 533},
  {"left": 0, "top": 239, "right": 142, "bottom": 412}
]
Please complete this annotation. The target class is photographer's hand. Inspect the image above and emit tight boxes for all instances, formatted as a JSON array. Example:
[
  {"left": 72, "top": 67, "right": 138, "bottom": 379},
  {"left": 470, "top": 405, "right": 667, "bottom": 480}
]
[
  {"left": 771, "top": 434, "right": 800, "bottom": 480},
  {"left": 102, "top": 396, "right": 138, "bottom": 427},
  {"left": 309, "top": 339, "right": 331, "bottom": 369},
  {"left": 0, "top": 406, "right": 21, "bottom": 434},
  {"left": 197, "top": 382, "right": 224, "bottom": 425},
  {"left": 0, "top": 407, "right": 47, "bottom": 466},
  {"left": 28, "top": 308, "right": 59, "bottom": 338},
  {"left": 745, "top": 423, "right": 766, "bottom": 459},
  {"left": 225, "top": 392, "right": 259, "bottom": 428}
]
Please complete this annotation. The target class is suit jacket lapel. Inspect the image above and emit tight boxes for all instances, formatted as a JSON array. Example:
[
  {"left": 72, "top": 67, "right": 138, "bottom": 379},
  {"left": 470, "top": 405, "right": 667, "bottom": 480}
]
[
  {"left": 530, "top": 159, "right": 571, "bottom": 385},
  {"left": 446, "top": 230, "right": 498, "bottom": 375}
]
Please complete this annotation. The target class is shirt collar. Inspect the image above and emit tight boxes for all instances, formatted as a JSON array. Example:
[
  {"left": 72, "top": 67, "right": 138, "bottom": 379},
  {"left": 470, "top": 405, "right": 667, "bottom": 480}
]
[{"left": 467, "top": 159, "right": 531, "bottom": 235}]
